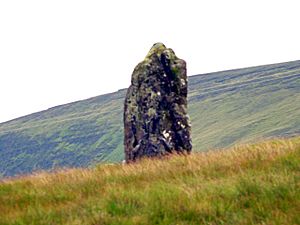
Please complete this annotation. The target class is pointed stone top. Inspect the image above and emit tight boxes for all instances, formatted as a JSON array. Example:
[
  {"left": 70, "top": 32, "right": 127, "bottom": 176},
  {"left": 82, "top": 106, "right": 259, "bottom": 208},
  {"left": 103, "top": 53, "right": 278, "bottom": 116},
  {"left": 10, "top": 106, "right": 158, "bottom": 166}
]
[
  {"left": 145, "top": 42, "right": 166, "bottom": 59},
  {"left": 145, "top": 42, "right": 178, "bottom": 61}
]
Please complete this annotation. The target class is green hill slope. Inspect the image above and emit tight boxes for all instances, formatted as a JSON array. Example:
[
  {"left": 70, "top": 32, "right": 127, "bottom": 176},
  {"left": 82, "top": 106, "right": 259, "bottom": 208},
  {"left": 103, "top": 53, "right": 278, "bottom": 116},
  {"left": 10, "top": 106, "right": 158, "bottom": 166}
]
[
  {"left": 1, "top": 137, "right": 299, "bottom": 224},
  {"left": 0, "top": 60, "right": 300, "bottom": 177}
]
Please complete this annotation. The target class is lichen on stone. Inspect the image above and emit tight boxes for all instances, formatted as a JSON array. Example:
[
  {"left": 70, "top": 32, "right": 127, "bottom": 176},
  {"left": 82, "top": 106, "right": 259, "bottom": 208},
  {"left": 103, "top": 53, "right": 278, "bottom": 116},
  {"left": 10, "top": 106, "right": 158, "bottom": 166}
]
[{"left": 124, "top": 43, "right": 192, "bottom": 161}]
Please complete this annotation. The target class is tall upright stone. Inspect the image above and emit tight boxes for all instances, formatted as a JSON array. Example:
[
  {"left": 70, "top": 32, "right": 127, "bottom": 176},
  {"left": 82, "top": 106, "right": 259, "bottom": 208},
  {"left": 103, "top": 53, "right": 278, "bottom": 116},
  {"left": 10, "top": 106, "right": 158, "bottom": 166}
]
[{"left": 124, "top": 43, "right": 192, "bottom": 161}]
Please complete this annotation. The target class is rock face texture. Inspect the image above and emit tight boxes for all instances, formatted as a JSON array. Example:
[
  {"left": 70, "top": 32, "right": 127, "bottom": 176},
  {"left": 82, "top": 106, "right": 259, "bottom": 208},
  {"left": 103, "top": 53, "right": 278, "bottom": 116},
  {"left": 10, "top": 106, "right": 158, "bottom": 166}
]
[{"left": 124, "top": 43, "right": 192, "bottom": 161}]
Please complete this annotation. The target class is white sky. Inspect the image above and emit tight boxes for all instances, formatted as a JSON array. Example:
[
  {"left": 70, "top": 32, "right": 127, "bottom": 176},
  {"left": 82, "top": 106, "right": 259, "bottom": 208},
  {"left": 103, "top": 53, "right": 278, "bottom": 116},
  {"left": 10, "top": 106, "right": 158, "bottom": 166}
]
[{"left": 0, "top": 0, "right": 299, "bottom": 123}]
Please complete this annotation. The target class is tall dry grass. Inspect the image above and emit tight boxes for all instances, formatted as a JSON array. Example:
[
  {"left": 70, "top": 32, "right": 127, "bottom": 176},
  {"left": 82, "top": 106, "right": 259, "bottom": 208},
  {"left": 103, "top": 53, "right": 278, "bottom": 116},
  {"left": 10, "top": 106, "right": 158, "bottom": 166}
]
[{"left": 0, "top": 137, "right": 299, "bottom": 224}]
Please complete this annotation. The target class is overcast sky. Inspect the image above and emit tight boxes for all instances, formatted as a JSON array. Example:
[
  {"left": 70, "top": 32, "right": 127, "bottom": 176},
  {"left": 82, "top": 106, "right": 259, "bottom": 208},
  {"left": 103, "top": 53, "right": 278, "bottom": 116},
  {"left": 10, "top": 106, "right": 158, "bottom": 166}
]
[{"left": 0, "top": 0, "right": 299, "bottom": 123}]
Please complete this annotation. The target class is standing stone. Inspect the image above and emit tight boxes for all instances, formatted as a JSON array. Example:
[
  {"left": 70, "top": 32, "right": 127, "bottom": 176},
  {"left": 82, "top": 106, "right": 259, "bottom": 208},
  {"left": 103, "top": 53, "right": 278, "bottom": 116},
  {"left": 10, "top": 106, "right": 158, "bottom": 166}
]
[{"left": 124, "top": 43, "right": 192, "bottom": 161}]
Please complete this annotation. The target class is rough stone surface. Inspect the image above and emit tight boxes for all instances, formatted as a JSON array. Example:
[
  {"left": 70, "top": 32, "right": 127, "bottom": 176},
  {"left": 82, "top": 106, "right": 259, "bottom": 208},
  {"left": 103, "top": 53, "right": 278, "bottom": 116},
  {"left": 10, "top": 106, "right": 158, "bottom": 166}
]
[{"left": 124, "top": 43, "right": 192, "bottom": 161}]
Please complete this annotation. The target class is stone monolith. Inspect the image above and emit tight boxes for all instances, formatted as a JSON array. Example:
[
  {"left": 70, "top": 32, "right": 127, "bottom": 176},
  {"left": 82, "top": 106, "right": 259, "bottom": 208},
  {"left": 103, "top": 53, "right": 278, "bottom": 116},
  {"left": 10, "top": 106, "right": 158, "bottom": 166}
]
[{"left": 124, "top": 43, "right": 192, "bottom": 161}]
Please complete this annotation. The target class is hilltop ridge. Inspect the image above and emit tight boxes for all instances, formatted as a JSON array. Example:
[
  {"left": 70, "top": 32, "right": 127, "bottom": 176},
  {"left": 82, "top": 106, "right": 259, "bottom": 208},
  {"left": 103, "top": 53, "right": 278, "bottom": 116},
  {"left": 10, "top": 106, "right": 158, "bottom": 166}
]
[{"left": 0, "top": 60, "right": 300, "bottom": 177}]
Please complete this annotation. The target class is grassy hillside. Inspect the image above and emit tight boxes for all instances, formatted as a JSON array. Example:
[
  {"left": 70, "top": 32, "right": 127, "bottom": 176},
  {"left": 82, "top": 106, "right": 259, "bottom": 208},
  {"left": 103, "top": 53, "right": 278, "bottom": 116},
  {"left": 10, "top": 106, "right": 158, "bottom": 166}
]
[
  {"left": 0, "top": 137, "right": 299, "bottom": 224},
  {"left": 0, "top": 60, "right": 300, "bottom": 177}
]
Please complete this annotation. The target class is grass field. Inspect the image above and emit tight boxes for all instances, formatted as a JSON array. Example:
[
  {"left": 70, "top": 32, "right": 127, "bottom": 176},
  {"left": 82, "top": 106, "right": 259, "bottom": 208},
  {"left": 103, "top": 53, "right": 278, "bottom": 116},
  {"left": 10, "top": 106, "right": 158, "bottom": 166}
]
[{"left": 1, "top": 137, "right": 299, "bottom": 225}]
